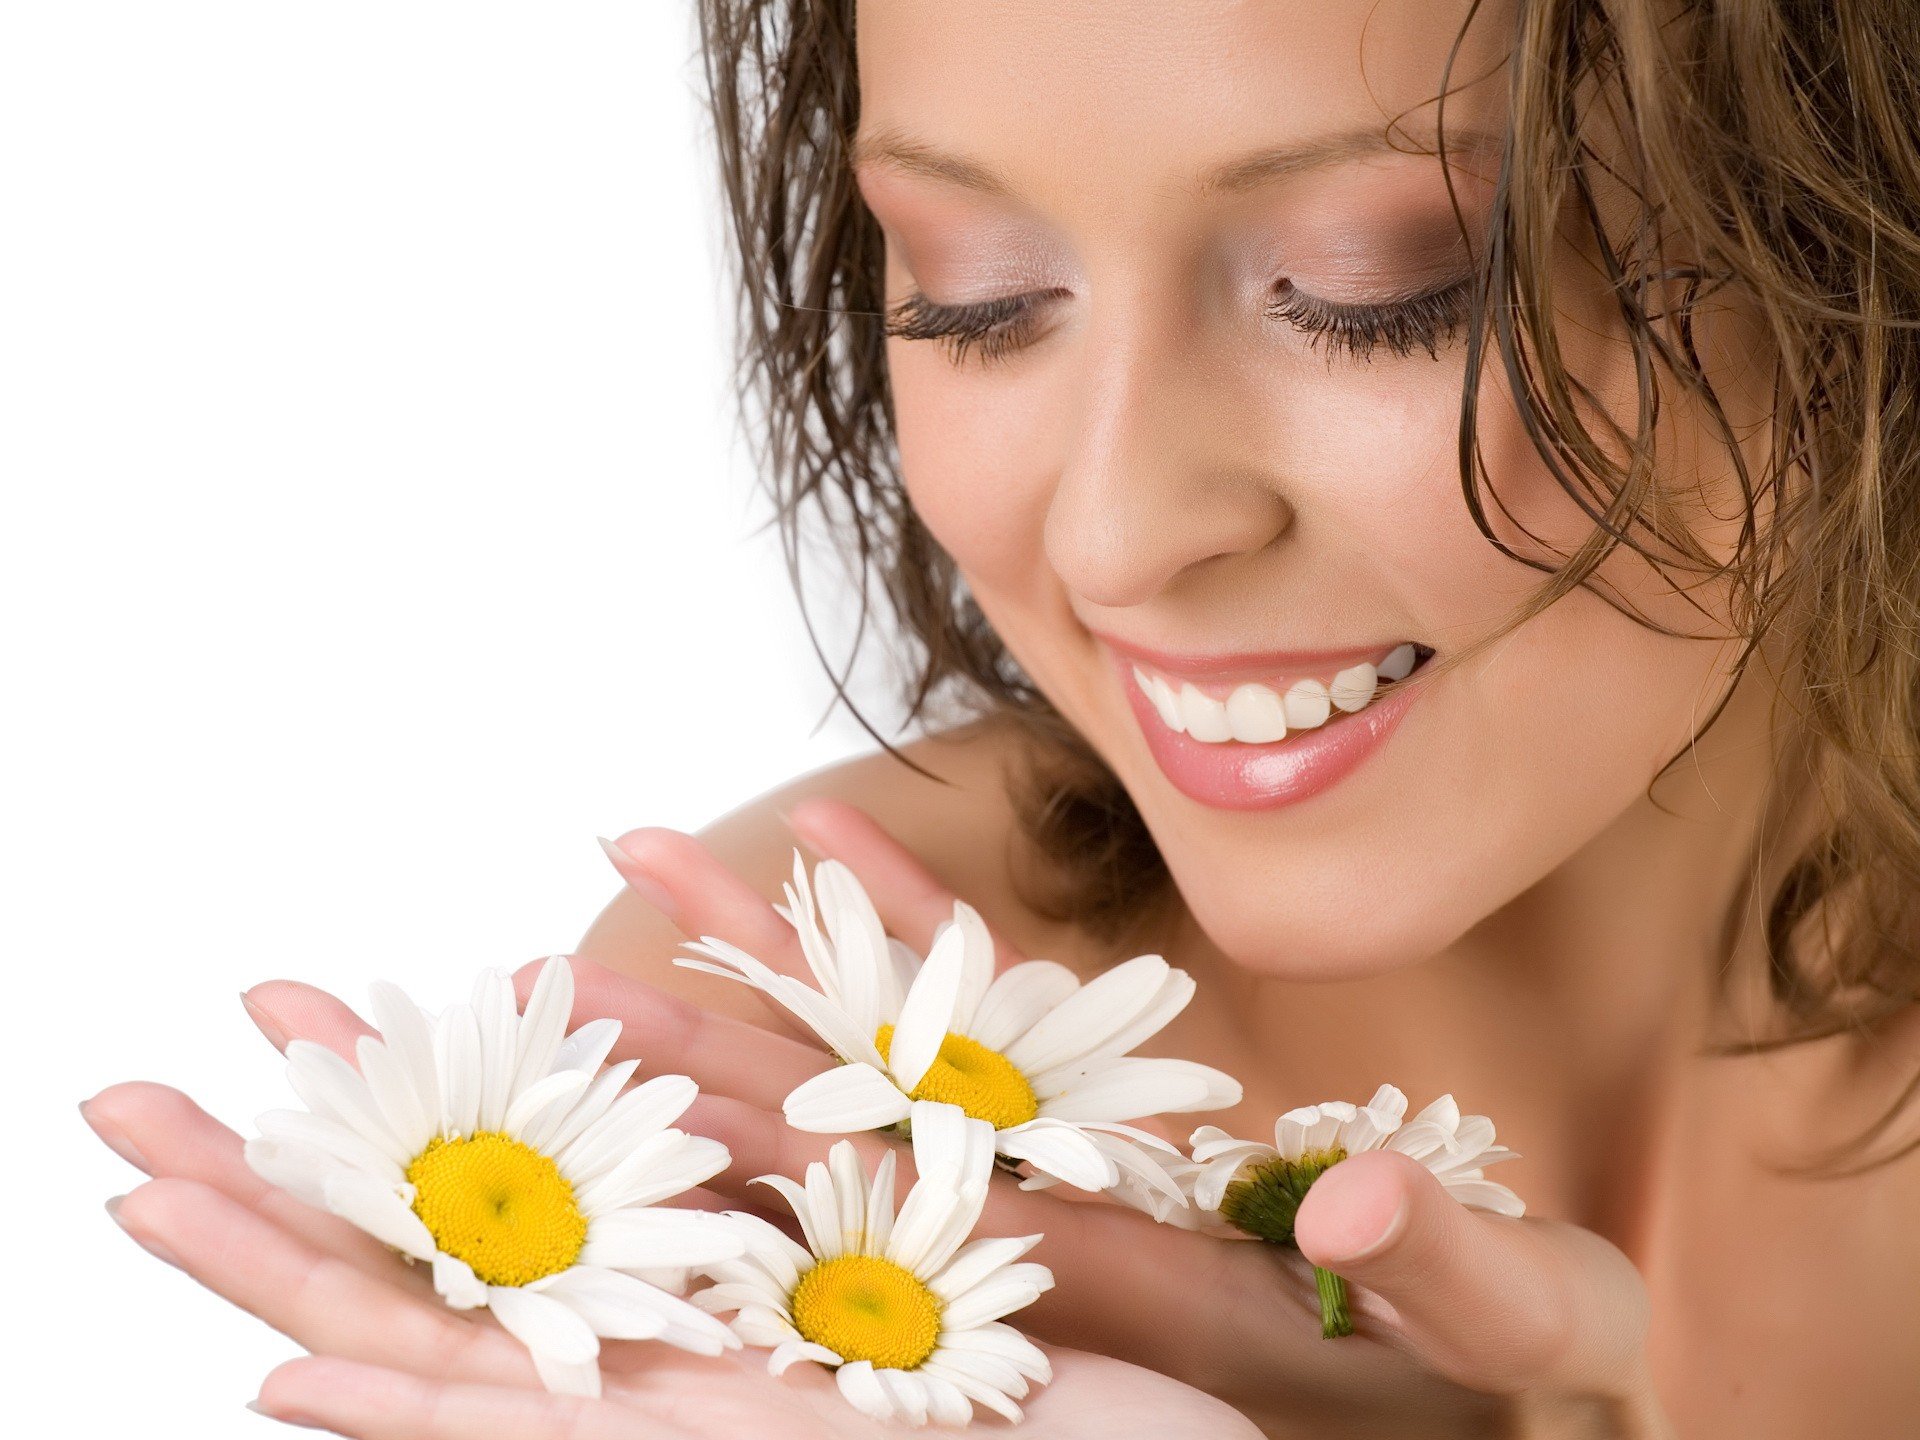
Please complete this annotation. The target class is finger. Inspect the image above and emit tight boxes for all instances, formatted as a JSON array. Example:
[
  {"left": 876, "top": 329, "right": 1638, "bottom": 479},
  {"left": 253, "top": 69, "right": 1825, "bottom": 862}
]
[
  {"left": 600, "top": 827, "right": 808, "bottom": 968},
  {"left": 512, "top": 955, "right": 833, "bottom": 1112},
  {"left": 83, "top": 1082, "right": 403, "bottom": 1277},
  {"left": 112, "top": 1177, "right": 536, "bottom": 1386},
  {"left": 1294, "top": 1150, "right": 1648, "bottom": 1392},
  {"left": 786, "top": 797, "right": 1031, "bottom": 963},
  {"left": 243, "top": 981, "right": 377, "bottom": 1061},
  {"left": 255, "top": 1357, "right": 690, "bottom": 1440}
]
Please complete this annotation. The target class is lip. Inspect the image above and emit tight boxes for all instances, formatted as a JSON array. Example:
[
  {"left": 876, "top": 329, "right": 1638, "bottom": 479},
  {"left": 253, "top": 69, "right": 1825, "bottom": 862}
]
[
  {"left": 1104, "top": 643, "right": 1424, "bottom": 811},
  {"left": 1095, "top": 631, "right": 1410, "bottom": 687}
]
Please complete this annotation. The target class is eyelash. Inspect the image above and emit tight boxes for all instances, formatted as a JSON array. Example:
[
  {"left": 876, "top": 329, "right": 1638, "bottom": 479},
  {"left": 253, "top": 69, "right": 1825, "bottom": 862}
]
[{"left": 882, "top": 278, "right": 1476, "bottom": 368}]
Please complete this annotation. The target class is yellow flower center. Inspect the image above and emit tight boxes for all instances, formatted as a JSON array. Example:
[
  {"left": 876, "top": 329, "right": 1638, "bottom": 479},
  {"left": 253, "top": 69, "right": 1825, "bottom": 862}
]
[
  {"left": 789, "top": 1254, "right": 943, "bottom": 1370},
  {"left": 875, "top": 1023, "right": 1039, "bottom": 1130},
  {"left": 405, "top": 1132, "right": 588, "bottom": 1287}
]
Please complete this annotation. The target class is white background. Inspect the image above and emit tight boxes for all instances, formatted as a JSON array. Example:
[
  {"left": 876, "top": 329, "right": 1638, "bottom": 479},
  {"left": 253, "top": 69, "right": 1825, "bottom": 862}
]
[{"left": 4, "top": 5, "right": 871, "bottom": 1431}]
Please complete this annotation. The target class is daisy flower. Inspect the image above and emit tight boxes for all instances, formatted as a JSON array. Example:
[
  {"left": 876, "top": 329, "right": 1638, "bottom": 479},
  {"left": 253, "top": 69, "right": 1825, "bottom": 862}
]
[
  {"left": 678, "top": 852, "right": 1240, "bottom": 1203},
  {"left": 695, "top": 1101, "right": 1055, "bottom": 1427},
  {"left": 1186, "top": 1085, "right": 1522, "bottom": 1338},
  {"left": 245, "top": 956, "right": 745, "bottom": 1395}
]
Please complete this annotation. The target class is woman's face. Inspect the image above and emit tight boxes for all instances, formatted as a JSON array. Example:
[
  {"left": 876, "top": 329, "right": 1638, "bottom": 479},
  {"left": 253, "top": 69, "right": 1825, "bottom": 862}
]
[{"left": 854, "top": 0, "right": 1763, "bottom": 975}]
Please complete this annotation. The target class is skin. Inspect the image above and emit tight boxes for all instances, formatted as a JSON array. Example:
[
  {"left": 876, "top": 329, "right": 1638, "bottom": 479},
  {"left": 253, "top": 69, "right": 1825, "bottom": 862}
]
[{"left": 82, "top": 1, "right": 1919, "bottom": 1436}]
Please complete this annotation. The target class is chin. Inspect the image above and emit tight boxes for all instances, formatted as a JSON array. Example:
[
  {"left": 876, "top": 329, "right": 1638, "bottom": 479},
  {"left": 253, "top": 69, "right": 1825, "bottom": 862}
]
[{"left": 1155, "top": 838, "right": 1489, "bottom": 981}]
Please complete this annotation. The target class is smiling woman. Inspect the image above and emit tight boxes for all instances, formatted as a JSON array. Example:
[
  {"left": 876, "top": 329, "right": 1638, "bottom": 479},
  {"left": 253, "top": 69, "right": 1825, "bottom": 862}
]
[{"left": 76, "top": 0, "right": 1920, "bottom": 1437}]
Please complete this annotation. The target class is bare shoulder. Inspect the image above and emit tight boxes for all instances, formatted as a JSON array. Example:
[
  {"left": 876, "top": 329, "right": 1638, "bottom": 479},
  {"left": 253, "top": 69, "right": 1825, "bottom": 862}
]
[{"left": 570, "top": 718, "right": 1066, "bottom": 1024}]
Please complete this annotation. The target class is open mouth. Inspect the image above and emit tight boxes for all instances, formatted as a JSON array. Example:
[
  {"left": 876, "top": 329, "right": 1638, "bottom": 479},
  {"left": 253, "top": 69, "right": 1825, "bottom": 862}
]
[{"left": 1126, "top": 642, "right": 1434, "bottom": 745}]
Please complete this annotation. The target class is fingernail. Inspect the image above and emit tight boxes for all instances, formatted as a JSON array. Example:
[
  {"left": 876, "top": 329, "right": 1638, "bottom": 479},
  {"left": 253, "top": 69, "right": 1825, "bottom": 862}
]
[
  {"left": 80, "top": 1101, "right": 151, "bottom": 1172},
  {"left": 106, "top": 1195, "right": 183, "bottom": 1267},
  {"left": 1331, "top": 1189, "right": 1409, "bottom": 1265},
  {"left": 596, "top": 835, "right": 679, "bottom": 919},
  {"left": 240, "top": 991, "right": 291, "bottom": 1051}
]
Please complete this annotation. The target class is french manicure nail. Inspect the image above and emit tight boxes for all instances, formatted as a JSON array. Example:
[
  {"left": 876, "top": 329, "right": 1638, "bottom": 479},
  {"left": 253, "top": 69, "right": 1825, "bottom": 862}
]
[
  {"left": 80, "top": 1102, "right": 151, "bottom": 1172},
  {"left": 596, "top": 835, "right": 680, "bottom": 920},
  {"left": 240, "top": 991, "right": 291, "bottom": 1051}
]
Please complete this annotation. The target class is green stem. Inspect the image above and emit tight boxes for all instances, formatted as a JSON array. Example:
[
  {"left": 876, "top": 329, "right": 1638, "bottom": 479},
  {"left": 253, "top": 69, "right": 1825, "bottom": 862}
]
[{"left": 1314, "top": 1266, "right": 1352, "bottom": 1339}]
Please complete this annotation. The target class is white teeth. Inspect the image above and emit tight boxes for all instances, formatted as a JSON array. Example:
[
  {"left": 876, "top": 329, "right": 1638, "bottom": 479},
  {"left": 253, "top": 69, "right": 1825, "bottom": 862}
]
[
  {"left": 1134, "top": 667, "right": 1184, "bottom": 730},
  {"left": 1329, "top": 662, "right": 1378, "bottom": 713},
  {"left": 1283, "top": 678, "right": 1332, "bottom": 730},
  {"left": 1130, "top": 645, "right": 1420, "bottom": 745},
  {"left": 1179, "top": 683, "right": 1233, "bottom": 742},
  {"left": 1225, "top": 684, "right": 1288, "bottom": 743},
  {"left": 1378, "top": 643, "right": 1418, "bottom": 682}
]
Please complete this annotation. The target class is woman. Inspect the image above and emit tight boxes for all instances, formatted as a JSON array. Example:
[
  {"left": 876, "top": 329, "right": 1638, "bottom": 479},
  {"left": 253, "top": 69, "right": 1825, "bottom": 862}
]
[{"left": 82, "top": 0, "right": 1920, "bottom": 1434}]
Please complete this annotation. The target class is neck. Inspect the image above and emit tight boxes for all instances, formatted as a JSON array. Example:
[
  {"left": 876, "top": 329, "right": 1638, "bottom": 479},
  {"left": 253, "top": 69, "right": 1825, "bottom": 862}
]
[{"left": 1197, "top": 663, "right": 1807, "bottom": 1234}]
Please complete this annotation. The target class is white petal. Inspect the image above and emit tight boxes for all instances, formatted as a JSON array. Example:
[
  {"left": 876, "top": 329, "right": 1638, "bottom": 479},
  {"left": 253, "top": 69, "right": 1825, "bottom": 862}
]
[
  {"left": 243, "top": 1137, "right": 337, "bottom": 1209},
  {"left": 939, "top": 1262, "right": 1054, "bottom": 1331},
  {"left": 533, "top": 1266, "right": 736, "bottom": 1349},
  {"left": 713, "top": 1211, "right": 813, "bottom": 1290},
  {"left": 528, "top": 1351, "right": 602, "bottom": 1398},
  {"left": 367, "top": 982, "right": 441, "bottom": 1138},
  {"left": 1001, "top": 955, "right": 1178, "bottom": 1075},
  {"left": 575, "top": 1131, "right": 731, "bottom": 1215},
  {"left": 1443, "top": 1177, "right": 1526, "bottom": 1217},
  {"left": 432, "top": 1253, "right": 487, "bottom": 1310},
  {"left": 917, "top": 1371, "right": 974, "bottom": 1427},
  {"left": 1035, "top": 1057, "right": 1221, "bottom": 1122},
  {"left": 937, "top": 1319, "right": 1052, "bottom": 1382},
  {"left": 557, "top": 1074, "right": 699, "bottom": 1187},
  {"left": 472, "top": 969, "right": 520, "bottom": 1131},
  {"left": 863, "top": 1150, "right": 898, "bottom": 1259},
  {"left": 285, "top": 1040, "right": 408, "bottom": 1163},
  {"left": 769, "top": 1339, "right": 842, "bottom": 1376},
  {"left": 835, "top": 1361, "right": 902, "bottom": 1423},
  {"left": 513, "top": 956, "right": 575, "bottom": 1097},
  {"left": 967, "top": 961, "right": 1081, "bottom": 1054},
  {"left": 783, "top": 1064, "right": 914, "bottom": 1134},
  {"left": 751, "top": 1174, "right": 828, "bottom": 1257},
  {"left": 255, "top": 1109, "right": 404, "bottom": 1184},
  {"left": 803, "top": 1151, "right": 847, "bottom": 1260},
  {"left": 677, "top": 939, "right": 887, "bottom": 1072},
  {"left": 813, "top": 856, "right": 898, "bottom": 1034},
  {"left": 527, "top": 1058, "right": 640, "bottom": 1157},
  {"left": 356, "top": 1035, "right": 434, "bottom": 1158},
  {"left": 944, "top": 902, "right": 999, "bottom": 1036},
  {"left": 579, "top": 1209, "right": 747, "bottom": 1271},
  {"left": 502, "top": 1069, "right": 592, "bottom": 1140},
  {"left": 434, "top": 1002, "right": 483, "bottom": 1138},
  {"left": 488, "top": 1283, "right": 601, "bottom": 1365},
  {"left": 928, "top": 1234, "right": 1042, "bottom": 1304},
  {"left": 876, "top": 1367, "right": 931, "bottom": 1427},
  {"left": 920, "top": 1358, "right": 1023, "bottom": 1424},
  {"left": 994, "top": 1120, "right": 1118, "bottom": 1192},
  {"left": 553, "top": 1017, "right": 622, "bottom": 1076},
  {"left": 888, "top": 922, "right": 969, "bottom": 1093},
  {"left": 322, "top": 1171, "right": 437, "bottom": 1261}
]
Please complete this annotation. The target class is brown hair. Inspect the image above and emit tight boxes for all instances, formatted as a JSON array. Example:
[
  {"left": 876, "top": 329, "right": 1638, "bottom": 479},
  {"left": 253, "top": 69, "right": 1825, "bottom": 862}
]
[{"left": 695, "top": 0, "right": 1920, "bottom": 1164}]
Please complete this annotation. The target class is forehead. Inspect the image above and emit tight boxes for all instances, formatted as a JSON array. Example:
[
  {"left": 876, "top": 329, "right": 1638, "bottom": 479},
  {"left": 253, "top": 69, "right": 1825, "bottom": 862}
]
[{"left": 853, "top": 0, "right": 1513, "bottom": 204}]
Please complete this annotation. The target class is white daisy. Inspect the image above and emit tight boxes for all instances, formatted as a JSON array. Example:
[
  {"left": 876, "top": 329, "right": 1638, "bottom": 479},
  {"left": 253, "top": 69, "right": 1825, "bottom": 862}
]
[
  {"left": 695, "top": 1101, "right": 1055, "bottom": 1427},
  {"left": 1184, "top": 1084, "right": 1523, "bottom": 1337},
  {"left": 678, "top": 851, "right": 1240, "bottom": 1204},
  {"left": 245, "top": 957, "right": 745, "bottom": 1396}
]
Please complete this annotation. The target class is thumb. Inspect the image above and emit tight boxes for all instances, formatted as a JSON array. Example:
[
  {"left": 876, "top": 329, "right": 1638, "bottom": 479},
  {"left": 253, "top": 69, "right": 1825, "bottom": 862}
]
[{"left": 1294, "top": 1149, "right": 1649, "bottom": 1395}]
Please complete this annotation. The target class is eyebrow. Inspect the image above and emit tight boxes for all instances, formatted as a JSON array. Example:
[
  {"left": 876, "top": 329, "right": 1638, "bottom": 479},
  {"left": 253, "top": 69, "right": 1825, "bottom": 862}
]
[{"left": 849, "top": 124, "right": 1506, "bottom": 199}]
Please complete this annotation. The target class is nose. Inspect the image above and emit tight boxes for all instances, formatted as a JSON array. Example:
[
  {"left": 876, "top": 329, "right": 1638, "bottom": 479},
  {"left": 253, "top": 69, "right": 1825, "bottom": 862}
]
[{"left": 1043, "top": 309, "right": 1293, "bottom": 610}]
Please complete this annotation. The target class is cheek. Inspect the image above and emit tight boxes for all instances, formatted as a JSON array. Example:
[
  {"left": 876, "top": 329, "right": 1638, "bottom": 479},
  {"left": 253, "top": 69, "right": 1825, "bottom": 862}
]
[{"left": 889, "top": 342, "right": 1057, "bottom": 601}]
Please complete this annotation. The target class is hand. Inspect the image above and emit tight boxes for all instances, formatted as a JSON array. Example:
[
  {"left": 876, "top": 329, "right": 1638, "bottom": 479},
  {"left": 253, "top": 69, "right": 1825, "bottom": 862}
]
[
  {"left": 82, "top": 1082, "right": 1257, "bottom": 1439},
  {"left": 579, "top": 800, "right": 1675, "bottom": 1438}
]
